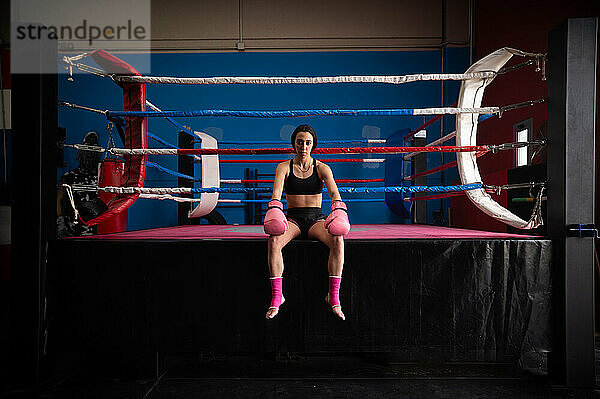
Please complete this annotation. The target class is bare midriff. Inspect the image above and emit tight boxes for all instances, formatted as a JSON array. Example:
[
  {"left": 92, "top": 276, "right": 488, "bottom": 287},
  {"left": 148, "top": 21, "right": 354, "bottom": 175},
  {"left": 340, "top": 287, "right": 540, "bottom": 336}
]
[{"left": 286, "top": 193, "right": 323, "bottom": 209}]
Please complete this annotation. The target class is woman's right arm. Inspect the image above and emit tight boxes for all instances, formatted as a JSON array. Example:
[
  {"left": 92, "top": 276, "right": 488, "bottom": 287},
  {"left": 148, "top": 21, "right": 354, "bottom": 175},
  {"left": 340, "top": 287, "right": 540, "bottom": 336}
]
[{"left": 271, "top": 162, "right": 287, "bottom": 200}]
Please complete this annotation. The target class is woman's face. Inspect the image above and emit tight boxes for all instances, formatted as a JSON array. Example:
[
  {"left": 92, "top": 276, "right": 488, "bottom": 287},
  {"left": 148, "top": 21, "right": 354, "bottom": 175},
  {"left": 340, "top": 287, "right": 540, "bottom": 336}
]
[{"left": 294, "top": 131, "right": 314, "bottom": 156}]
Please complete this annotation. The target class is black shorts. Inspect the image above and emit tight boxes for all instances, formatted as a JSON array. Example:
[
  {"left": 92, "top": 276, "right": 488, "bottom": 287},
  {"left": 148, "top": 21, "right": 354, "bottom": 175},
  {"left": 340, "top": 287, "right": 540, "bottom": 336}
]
[{"left": 287, "top": 207, "right": 325, "bottom": 239}]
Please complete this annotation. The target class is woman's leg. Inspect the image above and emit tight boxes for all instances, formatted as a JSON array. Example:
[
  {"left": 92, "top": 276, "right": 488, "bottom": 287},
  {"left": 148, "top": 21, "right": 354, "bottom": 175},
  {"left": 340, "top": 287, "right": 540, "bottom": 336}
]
[
  {"left": 266, "top": 222, "right": 301, "bottom": 319},
  {"left": 308, "top": 221, "right": 345, "bottom": 320}
]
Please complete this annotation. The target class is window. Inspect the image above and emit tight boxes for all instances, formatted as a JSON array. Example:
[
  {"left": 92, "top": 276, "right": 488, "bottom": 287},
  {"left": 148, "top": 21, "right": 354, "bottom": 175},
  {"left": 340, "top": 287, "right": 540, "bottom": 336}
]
[{"left": 513, "top": 118, "right": 533, "bottom": 168}]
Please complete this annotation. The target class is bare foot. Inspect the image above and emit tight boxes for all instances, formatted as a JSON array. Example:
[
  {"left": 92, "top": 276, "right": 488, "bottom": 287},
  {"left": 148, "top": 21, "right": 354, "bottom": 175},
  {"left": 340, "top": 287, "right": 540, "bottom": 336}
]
[
  {"left": 325, "top": 294, "right": 345, "bottom": 321},
  {"left": 266, "top": 296, "right": 285, "bottom": 319}
]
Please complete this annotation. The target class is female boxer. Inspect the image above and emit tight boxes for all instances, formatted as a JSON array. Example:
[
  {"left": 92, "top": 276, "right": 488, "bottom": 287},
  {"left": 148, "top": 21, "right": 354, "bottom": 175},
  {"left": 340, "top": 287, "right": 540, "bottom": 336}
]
[{"left": 263, "top": 124, "right": 350, "bottom": 320}]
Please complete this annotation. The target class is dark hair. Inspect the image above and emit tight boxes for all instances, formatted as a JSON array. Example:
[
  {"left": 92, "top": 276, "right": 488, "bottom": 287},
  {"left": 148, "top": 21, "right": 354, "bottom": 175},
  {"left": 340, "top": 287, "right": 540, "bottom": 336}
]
[{"left": 290, "top": 124, "right": 317, "bottom": 153}]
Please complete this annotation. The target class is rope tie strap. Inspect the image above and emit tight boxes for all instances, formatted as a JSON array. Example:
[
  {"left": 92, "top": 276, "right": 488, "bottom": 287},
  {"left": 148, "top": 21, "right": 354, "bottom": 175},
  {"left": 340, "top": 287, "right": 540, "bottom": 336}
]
[
  {"left": 528, "top": 186, "right": 546, "bottom": 227},
  {"left": 487, "top": 140, "right": 546, "bottom": 154},
  {"left": 484, "top": 182, "right": 546, "bottom": 196},
  {"left": 60, "top": 53, "right": 111, "bottom": 81},
  {"left": 58, "top": 101, "right": 108, "bottom": 116},
  {"left": 63, "top": 143, "right": 106, "bottom": 153}
]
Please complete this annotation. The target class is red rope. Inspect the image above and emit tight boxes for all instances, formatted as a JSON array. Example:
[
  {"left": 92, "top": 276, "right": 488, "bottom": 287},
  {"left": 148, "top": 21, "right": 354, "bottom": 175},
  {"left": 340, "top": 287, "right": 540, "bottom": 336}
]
[
  {"left": 177, "top": 145, "right": 488, "bottom": 155},
  {"left": 403, "top": 101, "right": 458, "bottom": 140},
  {"left": 404, "top": 150, "right": 489, "bottom": 180}
]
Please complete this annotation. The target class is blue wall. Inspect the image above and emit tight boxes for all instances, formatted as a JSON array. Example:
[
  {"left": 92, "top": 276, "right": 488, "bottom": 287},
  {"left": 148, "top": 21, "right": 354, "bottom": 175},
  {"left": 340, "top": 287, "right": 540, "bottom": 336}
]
[{"left": 58, "top": 48, "right": 469, "bottom": 230}]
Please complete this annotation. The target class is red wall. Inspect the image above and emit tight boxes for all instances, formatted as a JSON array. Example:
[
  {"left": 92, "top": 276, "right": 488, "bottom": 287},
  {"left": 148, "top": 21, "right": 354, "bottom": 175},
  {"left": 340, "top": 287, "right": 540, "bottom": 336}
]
[{"left": 452, "top": 2, "right": 600, "bottom": 232}]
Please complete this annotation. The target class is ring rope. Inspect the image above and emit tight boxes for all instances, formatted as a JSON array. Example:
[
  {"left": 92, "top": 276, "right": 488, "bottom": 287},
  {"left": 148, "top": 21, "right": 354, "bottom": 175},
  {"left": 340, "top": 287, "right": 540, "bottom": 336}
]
[
  {"left": 217, "top": 158, "right": 386, "bottom": 164},
  {"left": 146, "top": 100, "right": 195, "bottom": 137},
  {"left": 113, "top": 72, "right": 497, "bottom": 85},
  {"left": 404, "top": 150, "right": 489, "bottom": 181},
  {"left": 404, "top": 113, "right": 496, "bottom": 160},
  {"left": 67, "top": 143, "right": 532, "bottom": 156},
  {"left": 58, "top": 99, "right": 544, "bottom": 120},
  {"left": 403, "top": 191, "right": 477, "bottom": 202},
  {"left": 147, "top": 161, "right": 198, "bottom": 181},
  {"left": 110, "top": 145, "right": 490, "bottom": 156},
  {"left": 217, "top": 139, "right": 387, "bottom": 145},
  {"left": 62, "top": 48, "right": 545, "bottom": 85},
  {"left": 92, "top": 184, "right": 483, "bottom": 195},
  {"left": 403, "top": 102, "right": 457, "bottom": 140},
  {"left": 106, "top": 107, "right": 499, "bottom": 118},
  {"left": 61, "top": 184, "right": 80, "bottom": 220},
  {"left": 147, "top": 160, "right": 383, "bottom": 184},
  {"left": 404, "top": 131, "right": 456, "bottom": 160},
  {"left": 139, "top": 194, "right": 385, "bottom": 203},
  {"left": 147, "top": 132, "right": 203, "bottom": 162}
]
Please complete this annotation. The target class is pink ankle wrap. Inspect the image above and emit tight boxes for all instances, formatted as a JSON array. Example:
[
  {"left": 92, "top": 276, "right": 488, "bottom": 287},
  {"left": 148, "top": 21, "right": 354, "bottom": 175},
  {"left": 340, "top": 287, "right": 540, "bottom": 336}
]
[
  {"left": 269, "top": 277, "right": 283, "bottom": 309},
  {"left": 328, "top": 276, "right": 342, "bottom": 307}
]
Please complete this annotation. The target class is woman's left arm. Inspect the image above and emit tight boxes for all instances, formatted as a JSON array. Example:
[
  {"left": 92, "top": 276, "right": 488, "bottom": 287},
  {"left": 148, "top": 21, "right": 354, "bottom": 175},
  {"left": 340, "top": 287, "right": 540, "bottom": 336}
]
[
  {"left": 320, "top": 162, "right": 342, "bottom": 202},
  {"left": 320, "top": 162, "right": 351, "bottom": 236}
]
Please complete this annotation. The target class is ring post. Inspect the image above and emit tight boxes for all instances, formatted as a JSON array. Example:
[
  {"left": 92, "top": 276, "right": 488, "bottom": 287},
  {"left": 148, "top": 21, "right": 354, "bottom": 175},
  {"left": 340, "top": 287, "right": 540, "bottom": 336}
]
[{"left": 547, "top": 17, "right": 598, "bottom": 387}]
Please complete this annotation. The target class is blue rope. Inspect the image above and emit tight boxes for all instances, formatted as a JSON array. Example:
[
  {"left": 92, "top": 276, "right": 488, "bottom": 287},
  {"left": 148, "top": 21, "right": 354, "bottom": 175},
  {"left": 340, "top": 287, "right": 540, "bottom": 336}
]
[
  {"left": 478, "top": 113, "right": 495, "bottom": 122},
  {"left": 146, "top": 161, "right": 198, "bottom": 181},
  {"left": 108, "top": 109, "right": 464, "bottom": 118},
  {"left": 186, "top": 184, "right": 482, "bottom": 194},
  {"left": 147, "top": 131, "right": 179, "bottom": 149}
]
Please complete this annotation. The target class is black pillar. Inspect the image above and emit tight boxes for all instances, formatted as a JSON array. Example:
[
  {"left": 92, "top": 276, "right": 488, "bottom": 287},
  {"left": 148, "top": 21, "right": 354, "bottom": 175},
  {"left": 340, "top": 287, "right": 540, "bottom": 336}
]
[
  {"left": 547, "top": 17, "right": 597, "bottom": 387},
  {"left": 177, "top": 131, "right": 195, "bottom": 225},
  {"left": 10, "top": 49, "right": 57, "bottom": 386}
]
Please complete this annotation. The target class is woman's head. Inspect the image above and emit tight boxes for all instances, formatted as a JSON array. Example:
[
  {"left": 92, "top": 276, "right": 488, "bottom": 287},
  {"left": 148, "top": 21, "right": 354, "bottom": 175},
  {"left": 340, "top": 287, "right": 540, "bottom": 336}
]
[{"left": 291, "top": 124, "right": 317, "bottom": 155}]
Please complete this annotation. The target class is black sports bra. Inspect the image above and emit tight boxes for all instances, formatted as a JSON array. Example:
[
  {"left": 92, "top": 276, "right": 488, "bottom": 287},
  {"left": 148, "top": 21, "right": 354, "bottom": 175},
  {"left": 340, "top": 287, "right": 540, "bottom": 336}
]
[{"left": 284, "top": 158, "right": 323, "bottom": 195}]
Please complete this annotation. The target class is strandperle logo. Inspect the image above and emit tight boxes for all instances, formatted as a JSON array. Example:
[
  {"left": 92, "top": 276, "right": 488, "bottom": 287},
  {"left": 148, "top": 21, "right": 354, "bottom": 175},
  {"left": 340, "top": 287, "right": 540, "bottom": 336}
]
[
  {"left": 11, "top": 0, "right": 151, "bottom": 74},
  {"left": 15, "top": 19, "right": 146, "bottom": 46}
]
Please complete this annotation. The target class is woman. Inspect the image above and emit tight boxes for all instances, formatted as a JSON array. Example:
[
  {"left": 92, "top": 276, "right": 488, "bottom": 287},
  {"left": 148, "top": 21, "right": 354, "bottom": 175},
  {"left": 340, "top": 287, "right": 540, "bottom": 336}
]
[{"left": 263, "top": 124, "right": 350, "bottom": 321}]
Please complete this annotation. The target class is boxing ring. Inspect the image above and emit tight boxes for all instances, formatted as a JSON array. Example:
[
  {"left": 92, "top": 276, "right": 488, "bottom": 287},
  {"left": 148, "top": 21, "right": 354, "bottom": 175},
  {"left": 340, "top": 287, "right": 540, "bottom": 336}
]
[
  {"left": 50, "top": 225, "right": 551, "bottom": 375},
  {"left": 41, "top": 21, "right": 598, "bottom": 383}
]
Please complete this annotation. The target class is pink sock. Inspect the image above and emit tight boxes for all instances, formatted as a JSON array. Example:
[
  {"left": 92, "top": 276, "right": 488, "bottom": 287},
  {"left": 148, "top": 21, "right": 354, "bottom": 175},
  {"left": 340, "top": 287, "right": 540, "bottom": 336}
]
[
  {"left": 328, "top": 276, "right": 342, "bottom": 307},
  {"left": 269, "top": 277, "right": 283, "bottom": 309}
]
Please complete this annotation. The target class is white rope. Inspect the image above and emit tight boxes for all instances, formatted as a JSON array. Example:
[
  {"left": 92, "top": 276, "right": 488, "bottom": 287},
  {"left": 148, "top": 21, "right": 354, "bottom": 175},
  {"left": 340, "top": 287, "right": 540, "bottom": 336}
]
[
  {"left": 111, "top": 148, "right": 179, "bottom": 155},
  {"left": 104, "top": 186, "right": 193, "bottom": 195},
  {"left": 139, "top": 194, "right": 244, "bottom": 203},
  {"left": 412, "top": 107, "right": 498, "bottom": 115},
  {"left": 62, "top": 184, "right": 80, "bottom": 222},
  {"left": 139, "top": 193, "right": 197, "bottom": 202},
  {"left": 113, "top": 72, "right": 498, "bottom": 85}
]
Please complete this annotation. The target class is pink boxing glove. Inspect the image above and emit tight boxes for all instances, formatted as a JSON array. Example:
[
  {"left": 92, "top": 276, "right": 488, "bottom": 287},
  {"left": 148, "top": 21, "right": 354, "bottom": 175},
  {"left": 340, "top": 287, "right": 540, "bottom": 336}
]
[
  {"left": 325, "top": 200, "right": 351, "bottom": 236},
  {"left": 263, "top": 199, "right": 289, "bottom": 236}
]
